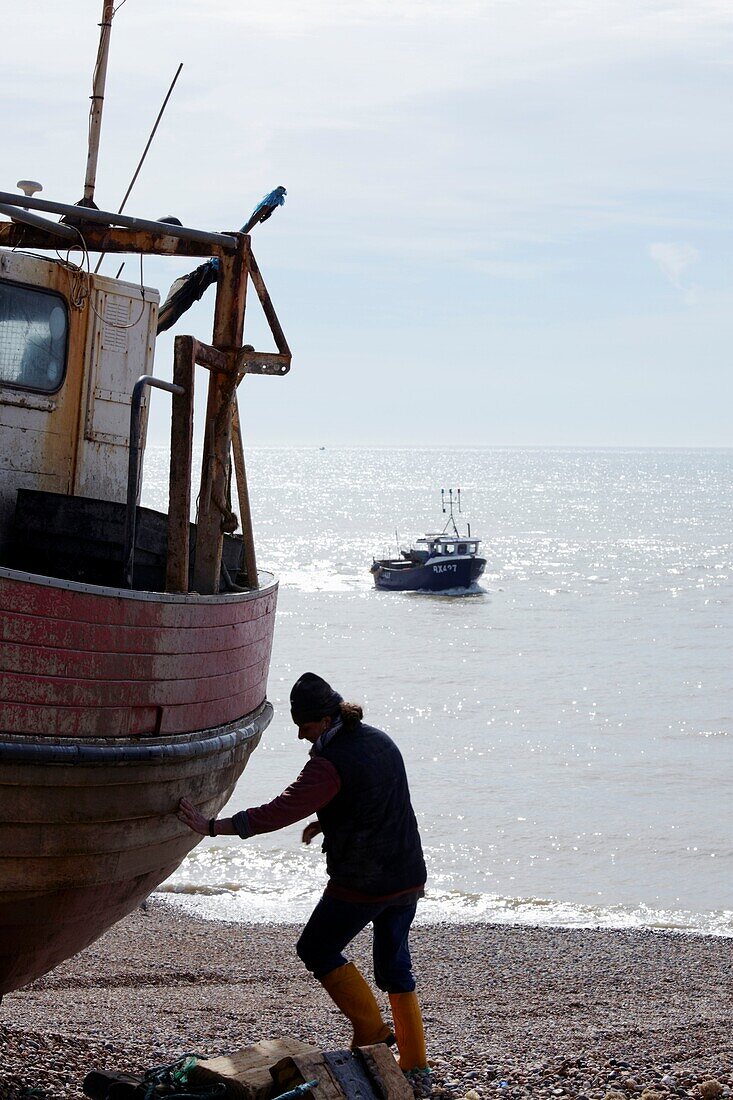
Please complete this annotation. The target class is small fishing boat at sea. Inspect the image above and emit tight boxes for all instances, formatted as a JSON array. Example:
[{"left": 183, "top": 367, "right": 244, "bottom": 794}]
[
  {"left": 370, "top": 489, "right": 486, "bottom": 593},
  {"left": 0, "top": 3, "right": 293, "bottom": 997}
]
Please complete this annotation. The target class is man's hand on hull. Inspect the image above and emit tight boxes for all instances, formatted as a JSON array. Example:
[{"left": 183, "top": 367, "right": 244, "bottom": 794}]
[{"left": 177, "top": 797, "right": 209, "bottom": 835}]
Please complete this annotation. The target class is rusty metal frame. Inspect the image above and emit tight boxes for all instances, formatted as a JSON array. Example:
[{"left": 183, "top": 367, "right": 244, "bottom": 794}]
[
  {"left": 0, "top": 192, "right": 237, "bottom": 251},
  {"left": 0, "top": 215, "right": 292, "bottom": 597},
  {"left": 166, "top": 332, "right": 257, "bottom": 595},
  {"left": 166, "top": 337, "right": 197, "bottom": 594},
  {"left": 192, "top": 238, "right": 249, "bottom": 595},
  {"left": 125, "top": 375, "right": 185, "bottom": 590},
  {"left": 187, "top": 241, "right": 291, "bottom": 594},
  {"left": 0, "top": 223, "right": 228, "bottom": 257},
  {"left": 237, "top": 250, "right": 291, "bottom": 378},
  {"left": 231, "top": 397, "right": 258, "bottom": 588}
]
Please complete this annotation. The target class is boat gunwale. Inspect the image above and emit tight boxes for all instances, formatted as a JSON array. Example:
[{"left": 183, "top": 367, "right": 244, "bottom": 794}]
[
  {"left": 373, "top": 555, "right": 487, "bottom": 569},
  {"left": 0, "top": 700, "right": 272, "bottom": 764},
  {"left": 0, "top": 564, "right": 277, "bottom": 605}
]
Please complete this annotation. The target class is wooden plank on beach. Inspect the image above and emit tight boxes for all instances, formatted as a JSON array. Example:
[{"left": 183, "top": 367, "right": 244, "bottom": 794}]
[
  {"left": 191, "top": 1039, "right": 318, "bottom": 1100},
  {"left": 198, "top": 1038, "right": 317, "bottom": 1076},
  {"left": 356, "top": 1046, "right": 414, "bottom": 1100},
  {"left": 271, "top": 1047, "right": 410, "bottom": 1100},
  {"left": 272, "top": 1051, "right": 345, "bottom": 1100},
  {"left": 324, "top": 1049, "right": 377, "bottom": 1100}
]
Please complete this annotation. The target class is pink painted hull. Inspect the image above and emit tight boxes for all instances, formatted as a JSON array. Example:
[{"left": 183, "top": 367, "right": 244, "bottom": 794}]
[{"left": 0, "top": 566, "right": 278, "bottom": 995}]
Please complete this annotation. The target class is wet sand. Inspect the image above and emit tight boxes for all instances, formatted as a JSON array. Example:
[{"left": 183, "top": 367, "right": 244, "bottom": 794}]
[{"left": 1, "top": 899, "right": 731, "bottom": 1100}]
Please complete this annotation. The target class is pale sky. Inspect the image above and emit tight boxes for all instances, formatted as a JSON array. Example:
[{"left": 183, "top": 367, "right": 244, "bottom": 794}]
[{"left": 4, "top": 1, "right": 733, "bottom": 445}]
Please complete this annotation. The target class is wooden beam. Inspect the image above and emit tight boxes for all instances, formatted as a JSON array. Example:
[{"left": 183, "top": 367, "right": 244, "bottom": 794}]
[
  {"left": 166, "top": 336, "right": 196, "bottom": 593},
  {"left": 194, "top": 341, "right": 230, "bottom": 374},
  {"left": 0, "top": 222, "right": 228, "bottom": 257},
  {"left": 247, "top": 249, "right": 291, "bottom": 356},
  {"left": 190, "top": 1039, "right": 317, "bottom": 1100},
  {"left": 193, "top": 236, "right": 249, "bottom": 595},
  {"left": 231, "top": 397, "right": 258, "bottom": 588}
]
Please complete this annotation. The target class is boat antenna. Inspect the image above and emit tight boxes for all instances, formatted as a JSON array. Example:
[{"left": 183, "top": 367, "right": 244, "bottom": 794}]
[
  {"left": 94, "top": 62, "right": 184, "bottom": 273},
  {"left": 80, "top": 1, "right": 118, "bottom": 209},
  {"left": 441, "top": 488, "right": 461, "bottom": 537}
]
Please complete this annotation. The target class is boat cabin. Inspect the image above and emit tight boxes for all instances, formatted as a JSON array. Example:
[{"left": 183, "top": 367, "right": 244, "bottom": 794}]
[
  {"left": 0, "top": 250, "right": 158, "bottom": 559},
  {"left": 414, "top": 535, "right": 482, "bottom": 560}
]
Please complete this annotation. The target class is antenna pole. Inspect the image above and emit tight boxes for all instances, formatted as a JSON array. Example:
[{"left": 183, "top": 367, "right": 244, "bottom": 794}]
[
  {"left": 94, "top": 62, "right": 184, "bottom": 273},
  {"left": 116, "top": 63, "right": 183, "bottom": 218},
  {"left": 83, "top": 1, "right": 116, "bottom": 207},
  {"left": 441, "top": 488, "right": 461, "bottom": 537}
]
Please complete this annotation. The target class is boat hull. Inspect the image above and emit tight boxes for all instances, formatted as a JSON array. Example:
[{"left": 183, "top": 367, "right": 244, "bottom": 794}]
[
  {"left": 371, "top": 556, "right": 486, "bottom": 592},
  {"left": 0, "top": 710, "right": 269, "bottom": 994},
  {"left": 0, "top": 567, "right": 277, "bottom": 737},
  {"left": 0, "top": 566, "right": 278, "bottom": 995}
]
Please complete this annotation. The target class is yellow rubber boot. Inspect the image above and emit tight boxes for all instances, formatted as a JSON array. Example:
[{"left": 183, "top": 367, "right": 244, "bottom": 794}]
[
  {"left": 388, "top": 991, "right": 427, "bottom": 1071},
  {"left": 320, "top": 962, "right": 393, "bottom": 1047}
]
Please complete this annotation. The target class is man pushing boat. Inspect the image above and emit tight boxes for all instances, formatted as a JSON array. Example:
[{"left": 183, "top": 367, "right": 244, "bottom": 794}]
[{"left": 178, "top": 673, "right": 430, "bottom": 1095}]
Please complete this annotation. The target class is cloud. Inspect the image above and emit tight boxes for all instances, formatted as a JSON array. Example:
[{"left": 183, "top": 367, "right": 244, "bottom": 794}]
[
  {"left": 648, "top": 242, "right": 700, "bottom": 288},
  {"left": 4, "top": 0, "right": 733, "bottom": 445}
]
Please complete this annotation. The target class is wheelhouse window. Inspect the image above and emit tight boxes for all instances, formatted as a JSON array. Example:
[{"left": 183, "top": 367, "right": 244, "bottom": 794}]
[{"left": 0, "top": 281, "right": 69, "bottom": 393}]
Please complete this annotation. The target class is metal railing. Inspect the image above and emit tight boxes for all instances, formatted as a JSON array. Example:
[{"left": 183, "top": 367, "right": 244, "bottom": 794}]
[{"left": 123, "top": 376, "right": 185, "bottom": 589}]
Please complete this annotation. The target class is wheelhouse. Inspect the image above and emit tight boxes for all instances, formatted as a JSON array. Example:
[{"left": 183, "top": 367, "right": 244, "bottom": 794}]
[{"left": 417, "top": 535, "right": 482, "bottom": 559}]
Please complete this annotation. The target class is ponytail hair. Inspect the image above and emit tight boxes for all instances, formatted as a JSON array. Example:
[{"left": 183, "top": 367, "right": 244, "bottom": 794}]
[{"left": 339, "top": 701, "right": 363, "bottom": 730}]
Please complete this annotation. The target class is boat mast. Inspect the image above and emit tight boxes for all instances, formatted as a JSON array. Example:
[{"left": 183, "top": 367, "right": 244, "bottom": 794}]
[
  {"left": 82, "top": 0, "right": 116, "bottom": 207},
  {"left": 441, "top": 488, "right": 461, "bottom": 537}
]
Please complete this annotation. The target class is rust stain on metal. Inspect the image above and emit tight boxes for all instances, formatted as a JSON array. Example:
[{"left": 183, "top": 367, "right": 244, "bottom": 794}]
[
  {"left": 165, "top": 335, "right": 196, "bottom": 594},
  {"left": 0, "top": 222, "right": 224, "bottom": 258},
  {"left": 246, "top": 248, "right": 291, "bottom": 357},
  {"left": 236, "top": 349, "right": 291, "bottom": 376},
  {"left": 232, "top": 397, "right": 258, "bottom": 588},
  {"left": 194, "top": 340, "right": 231, "bottom": 374},
  {"left": 192, "top": 237, "right": 249, "bottom": 594}
]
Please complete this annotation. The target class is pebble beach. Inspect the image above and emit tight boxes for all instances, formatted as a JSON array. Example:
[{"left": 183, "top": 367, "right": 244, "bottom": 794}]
[{"left": 1, "top": 900, "right": 731, "bottom": 1100}]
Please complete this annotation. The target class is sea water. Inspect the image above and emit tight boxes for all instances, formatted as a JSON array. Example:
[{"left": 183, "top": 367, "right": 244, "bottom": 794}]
[{"left": 141, "top": 447, "right": 732, "bottom": 935}]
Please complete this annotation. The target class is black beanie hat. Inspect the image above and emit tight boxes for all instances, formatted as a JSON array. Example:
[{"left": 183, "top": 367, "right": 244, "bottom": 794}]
[{"left": 290, "top": 672, "right": 343, "bottom": 725}]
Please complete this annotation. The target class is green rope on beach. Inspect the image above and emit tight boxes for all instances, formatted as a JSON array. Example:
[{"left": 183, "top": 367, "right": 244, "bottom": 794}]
[
  {"left": 140, "top": 1053, "right": 226, "bottom": 1100},
  {"left": 404, "top": 1068, "right": 432, "bottom": 1099}
]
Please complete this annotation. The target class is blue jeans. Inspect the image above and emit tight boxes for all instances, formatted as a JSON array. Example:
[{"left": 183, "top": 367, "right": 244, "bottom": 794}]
[{"left": 296, "top": 892, "right": 418, "bottom": 992}]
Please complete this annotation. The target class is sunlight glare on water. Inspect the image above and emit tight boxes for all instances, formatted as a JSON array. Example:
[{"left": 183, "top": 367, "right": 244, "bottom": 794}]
[{"left": 143, "top": 447, "right": 733, "bottom": 934}]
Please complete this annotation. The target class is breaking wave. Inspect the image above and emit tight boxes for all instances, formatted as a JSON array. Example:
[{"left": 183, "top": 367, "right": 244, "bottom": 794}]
[{"left": 156, "top": 844, "right": 733, "bottom": 937}]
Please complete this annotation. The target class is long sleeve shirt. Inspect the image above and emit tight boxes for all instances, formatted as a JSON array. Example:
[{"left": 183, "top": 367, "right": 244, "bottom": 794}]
[
  {"left": 231, "top": 754, "right": 424, "bottom": 906},
  {"left": 231, "top": 756, "right": 341, "bottom": 838}
]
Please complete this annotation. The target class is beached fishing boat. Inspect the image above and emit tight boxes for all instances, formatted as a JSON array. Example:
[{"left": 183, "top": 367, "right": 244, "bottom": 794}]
[
  {"left": 370, "top": 490, "right": 486, "bottom": 592},
  {"left": 0, "top": 3, "right": 292, "bottom": 996}
]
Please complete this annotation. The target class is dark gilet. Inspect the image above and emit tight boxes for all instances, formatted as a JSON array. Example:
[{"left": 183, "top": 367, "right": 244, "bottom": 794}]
[{"left": 313, "top": 721, "right": 426, "bottom": 896}]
